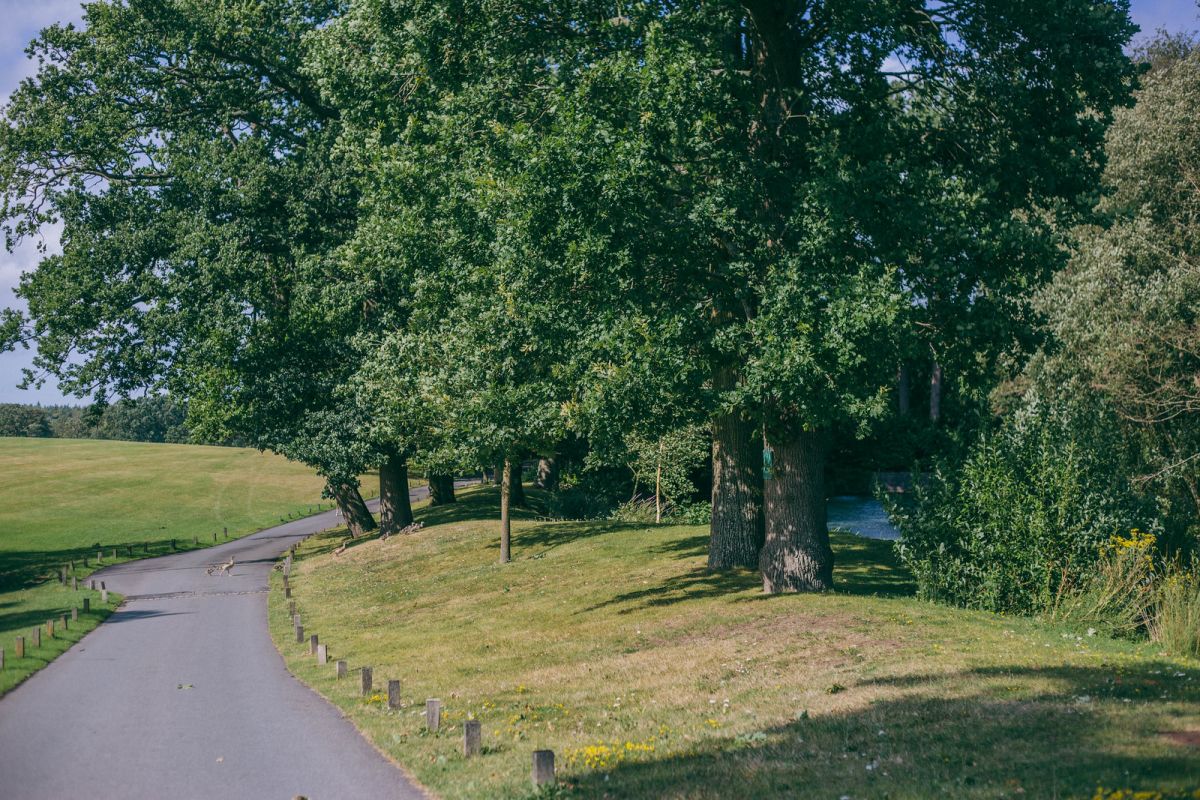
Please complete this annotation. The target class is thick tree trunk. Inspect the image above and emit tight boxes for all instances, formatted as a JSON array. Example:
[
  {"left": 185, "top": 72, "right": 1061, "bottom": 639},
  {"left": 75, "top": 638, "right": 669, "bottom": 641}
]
[
  {"left": 506, "top": 459, "right": 526, "bottom": 507},
  {"left": 379, "top": 456, "right": 414, "bottom": 535},
  {"left": 708, "top": 368, "right": 764, "bottom": 569},
  {"left": 929, "top": 359, "right": 943, "bottom": 423},
  {"left": 500, "top": 457, "right": 512, "bottom": 563},
  {"left": 536, "top": 456, "right": 559, "bottom": 491},
  {"left": 759, "top": 428, "right": 833, "bottom": 593},
  {"left": 331, "top": 481, "right": 377, "bottom": 538},
  {"left": 428, "top": 473, "right": 456, "bottom": 505},
  {"left": 898, "top": 364, "right": 911, "bottom": 416}
]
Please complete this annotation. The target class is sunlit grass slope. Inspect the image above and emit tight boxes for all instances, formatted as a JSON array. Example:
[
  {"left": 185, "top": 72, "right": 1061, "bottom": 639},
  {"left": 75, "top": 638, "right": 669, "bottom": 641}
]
[
  {"left": 0, "top": 436, "right": 336, "bottom": 693},
  {"left": 273, "top": 488, "right": 1200, "bottom": 800}
]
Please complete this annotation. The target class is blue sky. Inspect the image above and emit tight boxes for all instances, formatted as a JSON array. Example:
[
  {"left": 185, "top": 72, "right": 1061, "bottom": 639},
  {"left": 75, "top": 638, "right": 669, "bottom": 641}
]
[{"left": 1, "top": 0, "right": 1198, "bottom": 404}]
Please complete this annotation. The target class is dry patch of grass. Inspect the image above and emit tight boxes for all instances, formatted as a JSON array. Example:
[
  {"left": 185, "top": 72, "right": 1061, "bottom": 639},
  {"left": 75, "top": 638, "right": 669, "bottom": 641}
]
[{"left": 272, "top": 488, "right": 1200, "bottom": 800}]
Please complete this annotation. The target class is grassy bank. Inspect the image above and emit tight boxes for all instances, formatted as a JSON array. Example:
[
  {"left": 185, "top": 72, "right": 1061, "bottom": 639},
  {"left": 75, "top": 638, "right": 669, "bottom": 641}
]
[
  {"left": 0, "top": 436, "right": 345, "bottom": 694},
  {"left": 271, "top": 488, "right": 1200, "bottom": 800}
]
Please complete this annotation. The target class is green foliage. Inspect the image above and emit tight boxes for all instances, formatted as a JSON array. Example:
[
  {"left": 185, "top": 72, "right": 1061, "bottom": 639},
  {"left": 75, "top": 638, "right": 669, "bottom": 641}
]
[
  {"left": 1035, "top": 43, "right": 1200, "bottom": 530},
  {"left": 623, "top": 425, "right": 709, "bottom": 508},
  {"left": 893, "top": 396, "right": 1158, "bottom": 614}
]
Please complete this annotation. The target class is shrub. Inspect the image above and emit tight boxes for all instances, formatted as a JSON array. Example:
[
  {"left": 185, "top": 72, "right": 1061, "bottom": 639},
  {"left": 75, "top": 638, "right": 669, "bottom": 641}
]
[
  {"left": 609, "top": 498, "right": 659, "bottom": 523},
  {"left": 1048, "top": 530, "right": 1157, "bottom": 638},
  {"left": 1149, "top": 560, "right": 1200, "bottom": 660},
  {"left": 892, "top": 396, "right": 1158, "bottom": 615},
  {"left": 671, "top": 501, "right": 712, "bottom": 526}
]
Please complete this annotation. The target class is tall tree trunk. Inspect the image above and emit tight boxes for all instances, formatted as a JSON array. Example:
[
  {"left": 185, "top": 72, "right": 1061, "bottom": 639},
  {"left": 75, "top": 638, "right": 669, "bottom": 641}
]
[
  {"left": 506, "top": 459, "right": 526, "bottom": 507},
  {"left": 898, "top": 364, "right": 911, "bottom": 416},
  {"left": 708, "top": 367, "right": 764, "bottom": 569},
  {"left": 500, "top": 457, "right": 512, "bottom": 563},
  {"left": 379, "top": 456, "right": 414, "bottom": 535},
  {"left": 331, "top": 481, "right": 377, "bottom": 538},
  {"left": 429, "top": 473, "right": 456, "bottom": 505},
  {"left": 929, "top": 359, "right": 943, "bottom": 423},
  {"left": 760, "top": 428, "right": 833, "bottom": 593},
  {"left": 536, "top": 456, "right": 559, "bottom": 491}
]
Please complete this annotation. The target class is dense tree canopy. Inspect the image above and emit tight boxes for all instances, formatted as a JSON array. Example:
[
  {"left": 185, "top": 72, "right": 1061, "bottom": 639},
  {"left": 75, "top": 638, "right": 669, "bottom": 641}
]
[{"left": 1, "top": 0, "right": 1152, "bottom": 586}]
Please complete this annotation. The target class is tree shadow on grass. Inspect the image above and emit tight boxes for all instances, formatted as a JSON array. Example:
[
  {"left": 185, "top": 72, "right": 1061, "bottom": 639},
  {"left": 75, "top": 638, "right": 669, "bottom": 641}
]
[
  {"left": 585, "top": 533, "right": 914, "bottom": 614},
  {"left": 564, "top": 661, "right": 1200, "bottom": 799}
]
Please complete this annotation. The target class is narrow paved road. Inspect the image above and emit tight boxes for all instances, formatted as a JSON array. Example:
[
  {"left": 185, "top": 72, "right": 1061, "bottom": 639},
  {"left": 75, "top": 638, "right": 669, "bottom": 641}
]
[{"left": 0, "top": 494, "right": 431, "bottom": 800}]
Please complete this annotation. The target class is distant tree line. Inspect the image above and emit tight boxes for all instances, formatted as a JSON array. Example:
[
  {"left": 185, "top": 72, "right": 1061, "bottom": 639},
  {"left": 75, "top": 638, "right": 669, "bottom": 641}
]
[{"left": 0, "top": 396, "right": 223, "bottom": 445}]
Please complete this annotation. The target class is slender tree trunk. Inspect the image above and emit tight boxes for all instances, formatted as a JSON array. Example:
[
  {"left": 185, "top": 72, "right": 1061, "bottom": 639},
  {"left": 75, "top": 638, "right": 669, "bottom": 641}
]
[
  {"left": 708, "top": 367, "right": 764, "bottom": 569},
  {"left": 655, "top": 440, "right": 664, "bottom": 524},
  {"left": 760, "top": 428, "right": 833, "bottom": 593},
  {"left": 506, "top": 459, "right": 526, "bottom": 507},
  {"left": 929, "top": 359, "right": 943, "bottom": 423},
  {"left": 494, "top": 461, "right": 504, "bottom": 486},
  {"left": 500, "top": 457, "right": 512, "bottom": 563},
  {"left": 429, "top": 473, "right": 456, "bottom": 505},
  {"left": 331, "top": 481, "right": 377, "bottom": 538},
  {"left": 536, "top": 456, "right": 559, "bottom": 491},
  {"left": 379, "top": 456, "right": 414, "bottom": 535},
  {"left": 898, "top": 364, "right": 911, "bottom": 416}
]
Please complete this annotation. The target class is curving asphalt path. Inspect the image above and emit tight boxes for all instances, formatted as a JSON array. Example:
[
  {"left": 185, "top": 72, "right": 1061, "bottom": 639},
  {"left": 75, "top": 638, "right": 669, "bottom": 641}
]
[{"left": 0, "top": 493, "right": 435, "bottom": 800}]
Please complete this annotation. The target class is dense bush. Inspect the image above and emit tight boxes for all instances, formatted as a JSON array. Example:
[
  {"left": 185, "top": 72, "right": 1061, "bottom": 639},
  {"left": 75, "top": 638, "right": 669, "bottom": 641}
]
[{"left": 891, "top": 395, "right": 1159, "bottom": 614}]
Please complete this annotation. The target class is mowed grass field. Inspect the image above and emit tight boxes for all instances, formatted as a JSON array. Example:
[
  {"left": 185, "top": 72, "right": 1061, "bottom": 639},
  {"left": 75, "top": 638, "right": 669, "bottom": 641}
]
[
  {"left": 273, "top": 488, "right": 1200, "bottom": 800},
  {"left": 0, "top": 436, "right": 342, "bottom": 693}
]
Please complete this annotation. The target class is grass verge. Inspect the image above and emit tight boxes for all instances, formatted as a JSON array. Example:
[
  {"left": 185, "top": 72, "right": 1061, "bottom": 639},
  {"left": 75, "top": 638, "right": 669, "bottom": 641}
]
[{"left": 271, "top": 488, "right": 1200, "bottom": 800}]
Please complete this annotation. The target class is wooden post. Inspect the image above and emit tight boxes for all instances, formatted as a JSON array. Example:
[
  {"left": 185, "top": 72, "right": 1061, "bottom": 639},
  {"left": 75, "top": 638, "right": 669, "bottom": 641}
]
[
  {"left": 293, "top": 614, "right": 301, "bottom": 628},
  {"left": 126, "top": 545, "right": 133, "bottom": 557},
  {"left": 336, "top": 660, "right": 347, "bottom": 679},
  {"left": 288, "top": 601, "right": 296, "bottom": 617},
  {"left": 193, "top": 536, "right": 198, "bottom": 545},
  {"left": 46, "top": 620, "right": 54, "bottom": 638},
  {"left": 14, "top": 637, "right": 23, "bottom": 659},
  {"left": 31, "top": 628, "right": 40, "bottom": 648},
  {"left": 284, "top": 587, "right": 291, "bottom": 599},
  {"left": 60, "top": 567, "right": 66, "bottom": 584},
  {"left": 463, "top": 720, "right": 481, "bottom": 757},
  {"left": 97, "top": 551, "right": 103, "bottom": 564},
  {"left": 532, "top": 750, "right": 556, "bottom": 788},
  {"left": 71, "top": 577, "right": 77, "bottom": 591},
  {"left": 426, "top": 699, "right": 441, "bottom": 732},
  {"left": 101, "top": 589, "right": 108, "bottom": 604},
  {"left": 82, "top": 598, "right": 90, "bottom": 613},
  {"left": 71, "top": 607, "right": 78, "bottom": 621},
  {"left": 90, "top": 580, "right": 96, "bottom": 591},
  {"left": 171, "top": 539, "right": 176, "bottom": 550},
  {"left": 388, "top": 680, "right": 401, "bottom": 709},
  {"left": 317, "top": 644, "right": 328, "bottom": 665},
  {"left": 59, "top": 615, "right": 67, "bottom": 631},
  {"left": 111, "top": 549, "right": 117, "bottom": 560},
  {"left": 309, "top": 634, "right": 319, "bottom": 655},
  {"left": 213, "top": 533, "right": 217, "bottom": 543},
  {"left": 100, "top": 581, "right": 106, "bottom": 591},
  {"left": 360, "top": 666, "right": 373, "bottom": 695},
  {"left": 224, "top": 527, "right": 228, "bottom": 539},
  {"left": 295, "top": 624, "right": 304, "bottom": 644},
  {"left": 82, "top": 556, "right": 88, "bottom": 568}
]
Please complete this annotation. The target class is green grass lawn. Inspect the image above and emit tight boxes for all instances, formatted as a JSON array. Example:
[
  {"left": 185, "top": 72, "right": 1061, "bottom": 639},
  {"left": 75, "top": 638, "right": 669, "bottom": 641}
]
[
  {"left": 272, "top": 488, "right": 1200, "bottom": 800},
  {"left": 0, "top": 436, "right": 349, "bottom": 694}
]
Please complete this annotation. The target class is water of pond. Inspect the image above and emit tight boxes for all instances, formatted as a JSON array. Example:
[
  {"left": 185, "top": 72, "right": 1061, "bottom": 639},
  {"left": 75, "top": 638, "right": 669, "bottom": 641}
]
[{"left": 826, "top": 495, "right": 900, "bottom": 541}]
